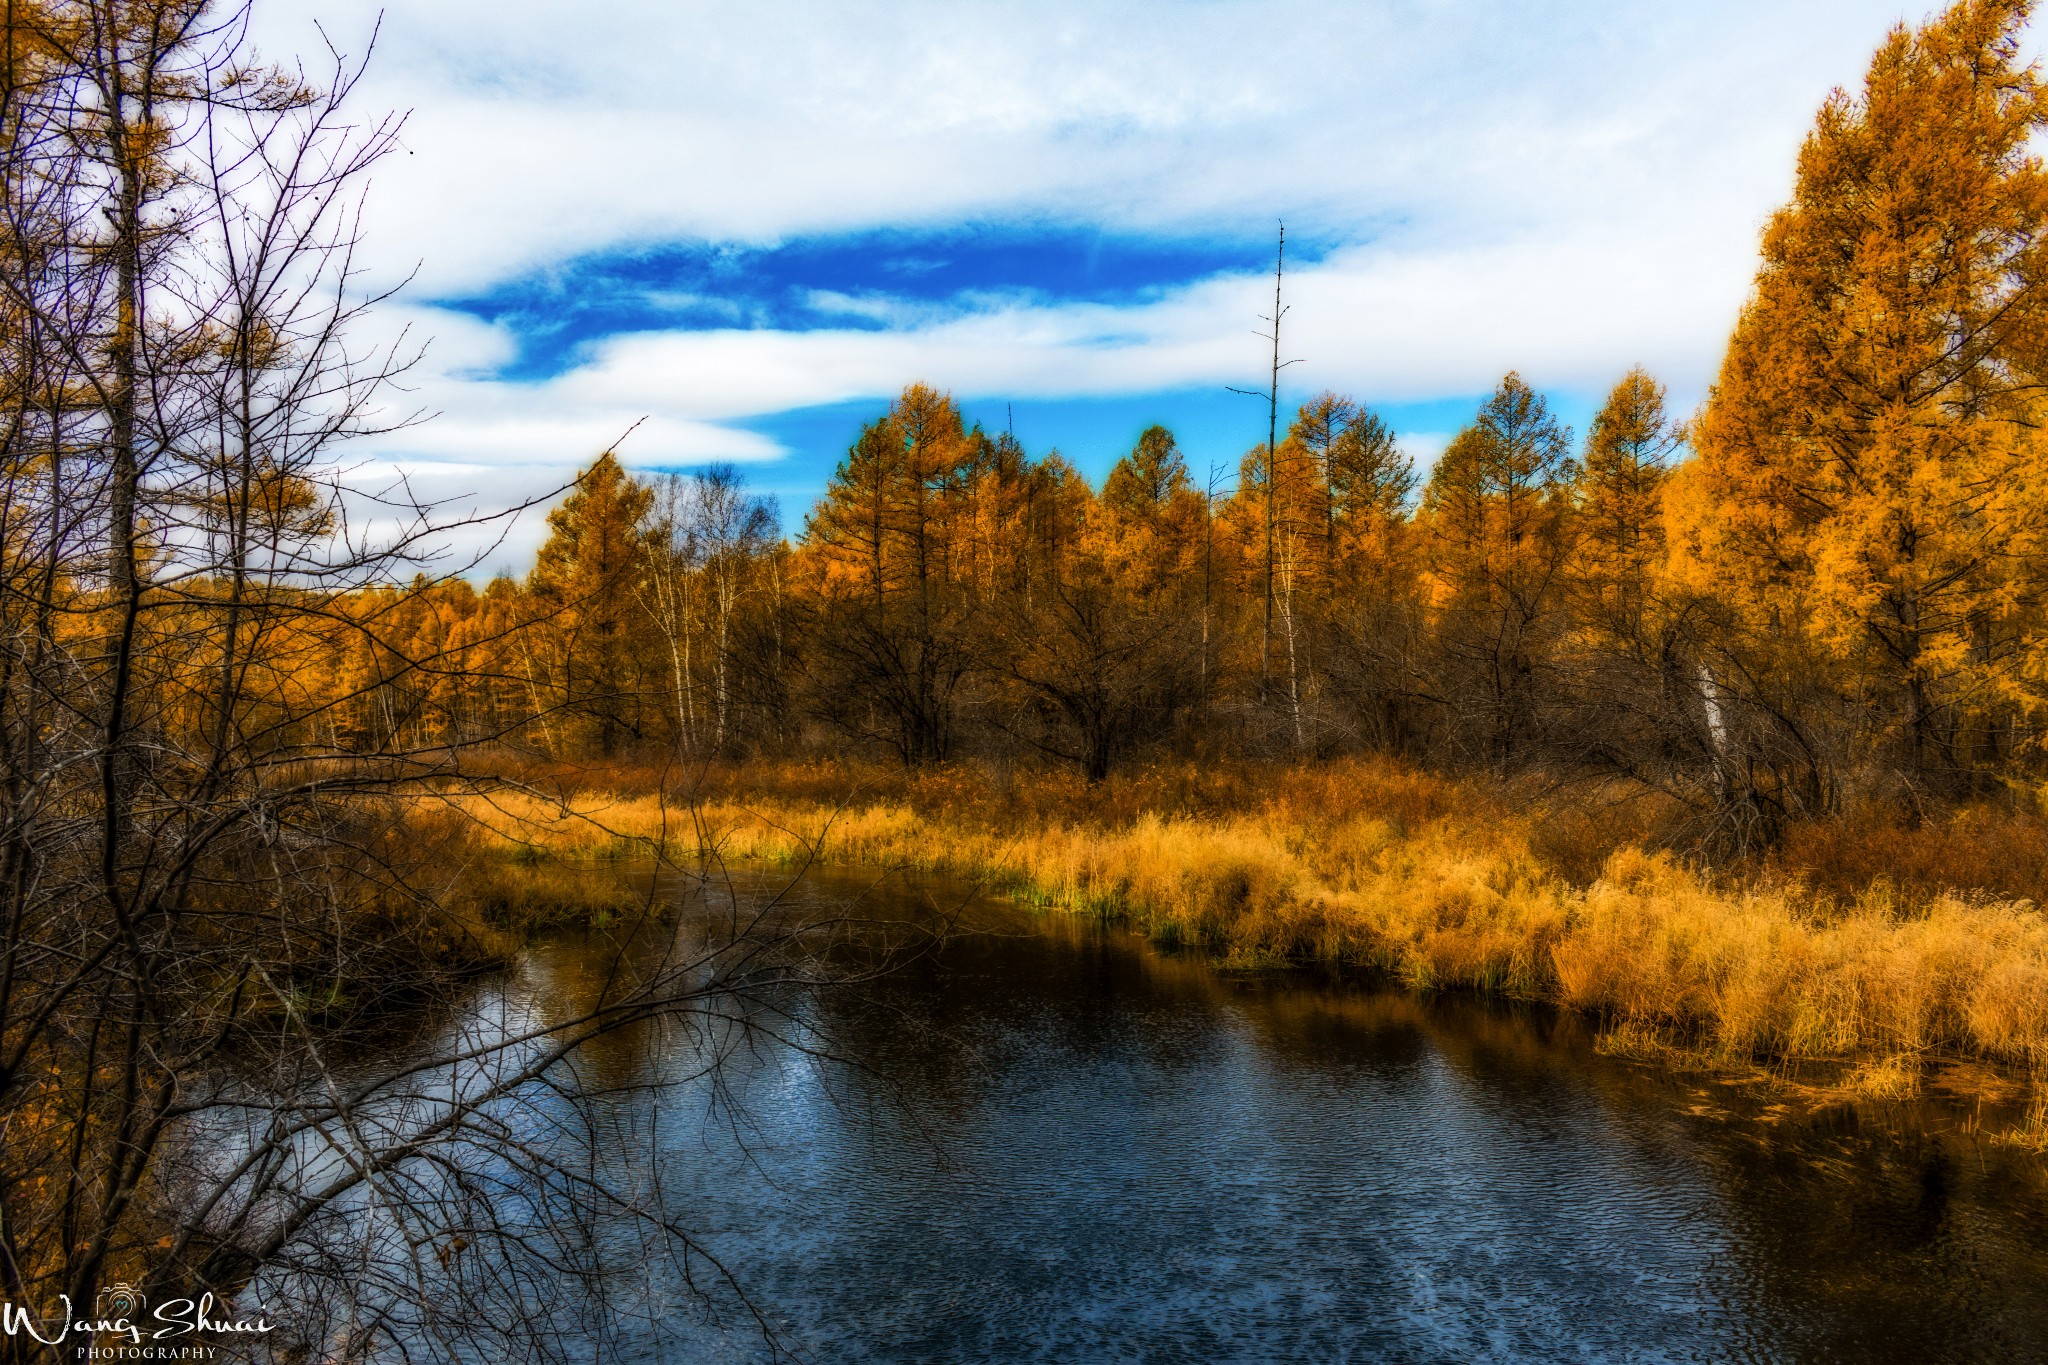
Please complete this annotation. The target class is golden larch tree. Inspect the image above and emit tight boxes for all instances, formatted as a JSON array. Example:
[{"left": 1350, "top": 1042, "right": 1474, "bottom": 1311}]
[
  {"left": 528, "top": 451, "right": 656, "bottom": 756},
  {"left": 1675, "top": 0, "right": 2048, "bottom": 778},
  {"left": 1577, "top": 367, "right": 1680, "bottom": 640}
]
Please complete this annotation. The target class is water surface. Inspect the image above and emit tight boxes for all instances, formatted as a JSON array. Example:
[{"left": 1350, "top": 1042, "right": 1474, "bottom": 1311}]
[{"left": 503, "top": 871, "right": 2048, "bottom": 1363}]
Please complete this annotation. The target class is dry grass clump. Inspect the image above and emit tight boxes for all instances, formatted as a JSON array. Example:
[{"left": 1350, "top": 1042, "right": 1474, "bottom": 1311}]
[
  {"left": 1547, "top": 851, "right": 2048, "bottom": 1068},
  {"left": 1988, "top": 1084, "right": 2048, "bottom": 1153},
  {"left": 442, "top": 854, "right": 653, "bottom": 931},
  {"left": 1844, "top": 1053, "right": 1923, "bottom": 1101},
  {"left": 1592, "top": 1019, "right": 1698, "bottom": 1067},
  {"left": 389, "top": 794, "right": 662, "bottom": 934}
]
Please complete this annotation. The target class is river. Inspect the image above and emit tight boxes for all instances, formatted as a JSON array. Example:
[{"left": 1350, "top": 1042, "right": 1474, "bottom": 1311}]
[{"left": 427, "top": 868, "right": 2048, "bottom": 1363}]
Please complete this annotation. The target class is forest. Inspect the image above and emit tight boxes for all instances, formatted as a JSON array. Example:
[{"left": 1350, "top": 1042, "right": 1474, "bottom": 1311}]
[{"left": 394, "top": 0, "right": 2048, "bottom": 858}]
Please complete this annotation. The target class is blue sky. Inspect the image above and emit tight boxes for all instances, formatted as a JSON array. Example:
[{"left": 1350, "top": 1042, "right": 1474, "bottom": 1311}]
[
  {"left": 436, "top": 227, "right": 1320, "bottom": 381},
  {"left": 251, "top": 0, "right": 1951, "bottom": 567}
]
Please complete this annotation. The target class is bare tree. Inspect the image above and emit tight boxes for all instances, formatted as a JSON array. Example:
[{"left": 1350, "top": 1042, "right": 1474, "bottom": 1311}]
[
  {"left": 641, "top": 473, "right": 706, "bottom": 757},
  {"left": 641, "top": 467, "right": 779, "bottom": 758},
  {"left": 0, "top": 8, "right": 878, "bottom": 1362},
  {"left": 1228, "top": 221, "right": 1303, "bottom": 702}
]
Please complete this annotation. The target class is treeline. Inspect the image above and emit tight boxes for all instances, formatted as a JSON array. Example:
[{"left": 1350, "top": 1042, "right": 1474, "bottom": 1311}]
[
  {"left": 367, "top": 0, "right": 2048, "bottom": 853},
  {"left": 404, "top": 373, "right": 1652, "bottom": 783},
  {"left": 404, "top": 346, "right": 2004, "bottom": 855},
  {"left": 383, "top": 362, "right": 1725, "bottom": 821}
]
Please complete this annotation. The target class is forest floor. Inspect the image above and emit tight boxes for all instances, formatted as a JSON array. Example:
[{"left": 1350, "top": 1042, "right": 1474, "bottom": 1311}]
[{"left": 436, "top": 753, "right": 2048, "bottom": 1127}]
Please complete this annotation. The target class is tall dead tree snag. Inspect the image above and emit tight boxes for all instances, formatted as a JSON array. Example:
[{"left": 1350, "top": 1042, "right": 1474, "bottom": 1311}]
[{"left": 1230, "top": 221, "right": 1303, "bottom": 736}]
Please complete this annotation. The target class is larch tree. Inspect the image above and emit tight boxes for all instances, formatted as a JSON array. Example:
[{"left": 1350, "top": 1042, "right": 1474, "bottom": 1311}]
[
  {"left": 1313, "top": 400, "right": 1419, "bottom": 754},
  {"left": 1421, "top": 427, "right": 1491, "bottom": 604},
  {"left": 1577, "top": 367, "right": 1680, "bottom": 640},
  {"left": 803, "top": 384, "right": 977, "bottom": 765},
  {"left": 1554, "top": 369, "right": 1742, "bottom": 821},
  {"left": 1675, "top": 0, "right": 2048, "bottom": 785},
  {"left": 1002, "top": 444, "right": 1199, "bottom": 783},
  {"left": 1100, "top": 423, "right": 1198, "bottom": 596},
  {"left": 1328, "top": 405, "right": 1410, "bottom": 545},
  {"left": 1289, "top": 392, "right": 1357, "bottom": 585},
  {"left": 528, "top": 451, "right": 655, "bottom": 756},
  {"left": 1101, "top": 423, "right": 1188, "bottom": 515},
  {"left": 1421, "top": 373, "right": 1576, "bottom": 769}
]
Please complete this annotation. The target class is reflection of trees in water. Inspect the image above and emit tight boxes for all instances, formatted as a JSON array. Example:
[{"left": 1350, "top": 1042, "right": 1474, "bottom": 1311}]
[
  {"left": 707, "top": 886, "right": 2048, "bottom": 1364},
  {"left": 124, "top": 901, "right": 754, "bottom": 1365},
  {"left": 138, "top": 860, "right": 940, "bottom": 1365},
  {"left": 275, "top": 867, "right": 2048, "bottom": 1364},
  {"left": 1667, "top": 1102, "right": 2048, "bottom": 1362},
  {"left": 1164, "top": 940, "right": 2048, "bottom": 1362},
  {"left": 1174, "top": 933, "right": 2048, "bottom": 1364}
]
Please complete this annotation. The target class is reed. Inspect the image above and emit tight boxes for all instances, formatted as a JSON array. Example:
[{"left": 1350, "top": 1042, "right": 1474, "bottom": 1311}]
[{"left": 441, "top": 757, "right": 2048, "bottom": 1076}]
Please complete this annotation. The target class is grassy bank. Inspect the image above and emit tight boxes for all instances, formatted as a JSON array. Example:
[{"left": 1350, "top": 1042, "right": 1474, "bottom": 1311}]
[{"left": 438, "top": 757, "right": 2048, "bottom": 1093}]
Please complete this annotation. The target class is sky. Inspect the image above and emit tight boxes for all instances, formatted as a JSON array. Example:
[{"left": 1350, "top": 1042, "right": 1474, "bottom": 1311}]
[{"left": 248, "top": 0, "right": 1947, "bottom": 574}]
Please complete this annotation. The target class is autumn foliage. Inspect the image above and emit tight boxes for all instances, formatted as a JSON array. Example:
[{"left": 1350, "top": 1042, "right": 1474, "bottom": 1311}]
[
  {"left": 300, "top": 2, "right": 2048, "bottom": 866},
  {"left": 1675, "top": 0, "right": 2048, "bottom": 804}
]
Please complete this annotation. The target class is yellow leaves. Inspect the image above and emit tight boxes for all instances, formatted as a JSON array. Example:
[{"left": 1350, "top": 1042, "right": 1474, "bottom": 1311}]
[
  {"left": 1569, "top": 369, "right": 1679, "bottom": 643},
  {"left": 807, "top": 383, "right": 981, "bottom": 601},
  {"left": 1096, "top": 424, "right": 1218, "bottom": 598},
  {"left": 1419, "top": 373, "right": 1574, "bottom": 614},
  {"left": 531, "top": 452, "right": 652, "bottom": 603},
  {"left": 1419, "top": 426, "right": 1489, "bottom": 605},
  {"left": 1678, "top": 0, "right": 2048, "bottom": 754},
  {"left": 194, "top": 454, "right": 335, "bottom": 544},
  {"left": 214, "top": 62, "right": 318, "bottom": 111}
]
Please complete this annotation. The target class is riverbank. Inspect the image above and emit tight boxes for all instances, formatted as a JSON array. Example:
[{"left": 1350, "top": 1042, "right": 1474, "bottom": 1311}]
[{"left": 437, "top": 757, "right": 2048, "bottom": 1108}]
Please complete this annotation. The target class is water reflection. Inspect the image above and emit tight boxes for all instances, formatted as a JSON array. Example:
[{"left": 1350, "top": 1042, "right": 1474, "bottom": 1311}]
[{"left": 503, "top": 871, "right": 2048, "bottom": 1364}]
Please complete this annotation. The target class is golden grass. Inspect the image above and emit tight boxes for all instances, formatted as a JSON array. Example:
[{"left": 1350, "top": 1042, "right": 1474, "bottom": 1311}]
[
  {"left": 441, "top": 852, "right": 654, "bottom": 931},
  {"left": 1844, "top": 1052, "right": 1923, "bottom": 1102},
  {"left": 2001, "top": 1087, "right": 2048, "bottom": 1153},
  {"left": 436, "top": 757, "right": 2048, "bottom": 1076}
]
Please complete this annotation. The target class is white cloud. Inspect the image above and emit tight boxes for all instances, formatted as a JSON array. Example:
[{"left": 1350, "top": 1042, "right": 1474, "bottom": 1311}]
[
  {"left": 1398, "top": 433, "right": 1457, "bottom": 474},
  {"left": 241, "top": 0, "right": 1958, "bottom": 560},
  {"left": 252, "top": 0, "right": 1925, "bottom": 293},
  {"left": 448, "top": 225, "right": 1744, "bottom": 433}
]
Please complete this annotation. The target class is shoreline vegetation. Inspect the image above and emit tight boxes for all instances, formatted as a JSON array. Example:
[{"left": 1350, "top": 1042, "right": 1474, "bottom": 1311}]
[{"left": 445, "top": 756, "right": 2048, "bottom": 1126}]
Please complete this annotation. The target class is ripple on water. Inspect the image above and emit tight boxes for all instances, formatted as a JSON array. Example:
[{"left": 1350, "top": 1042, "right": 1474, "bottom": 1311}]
[{"left": 526, "top": 886, "right": 2048, "bottom": 1365}]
